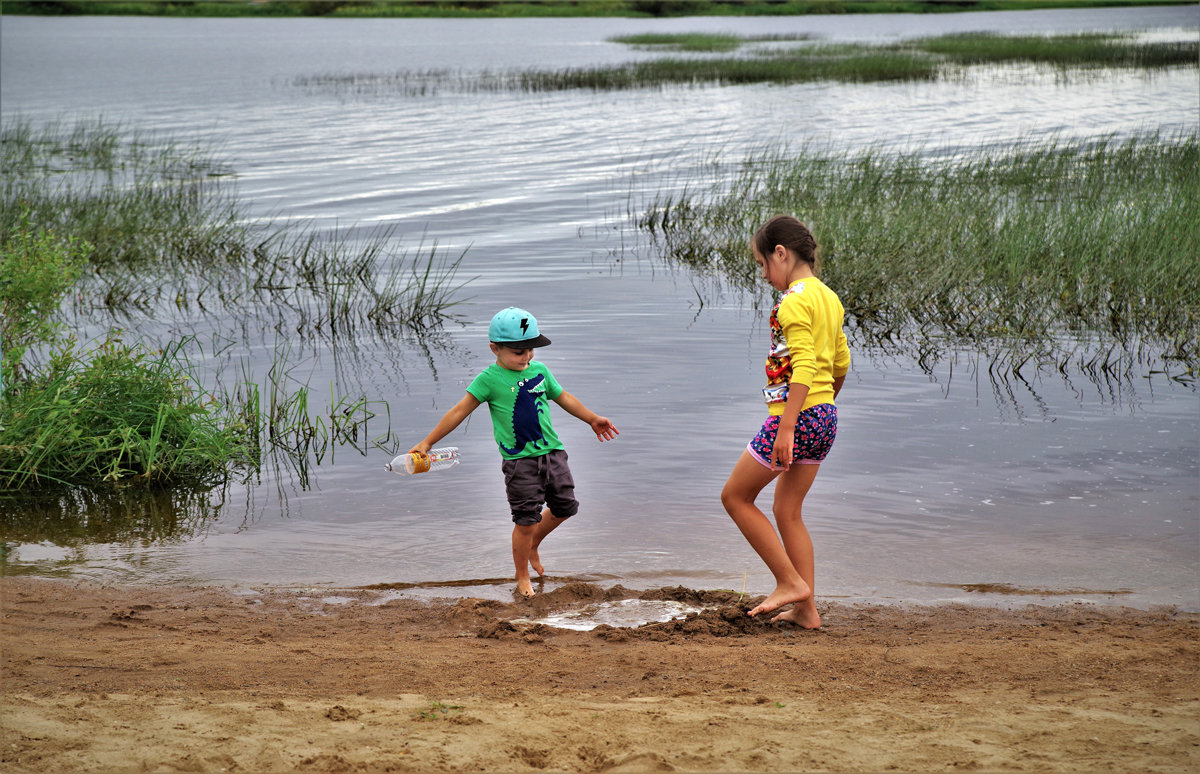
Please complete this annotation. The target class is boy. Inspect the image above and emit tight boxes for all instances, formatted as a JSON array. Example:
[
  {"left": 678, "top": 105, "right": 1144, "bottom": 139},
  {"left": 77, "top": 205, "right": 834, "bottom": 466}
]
[{"left": 409, "top": 307, "right": 619, "bottom": 598}]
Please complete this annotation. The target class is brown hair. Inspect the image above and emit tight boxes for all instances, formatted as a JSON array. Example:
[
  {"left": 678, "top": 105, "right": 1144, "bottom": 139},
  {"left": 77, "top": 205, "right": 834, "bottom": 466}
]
[{"left": 752, "top": 214, "right": 818, "bottom": 274}]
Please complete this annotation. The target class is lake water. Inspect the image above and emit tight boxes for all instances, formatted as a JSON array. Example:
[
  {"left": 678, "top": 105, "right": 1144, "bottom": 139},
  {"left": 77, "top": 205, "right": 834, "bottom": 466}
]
[{"left": 2, "top": 7, "right": 1197, "bottom": 613}]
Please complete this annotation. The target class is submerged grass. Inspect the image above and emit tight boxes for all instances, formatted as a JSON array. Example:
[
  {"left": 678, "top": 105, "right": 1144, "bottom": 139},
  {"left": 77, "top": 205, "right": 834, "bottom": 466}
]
[{"left": 638, "top": 134, "right": 1199, "bottom": 378}]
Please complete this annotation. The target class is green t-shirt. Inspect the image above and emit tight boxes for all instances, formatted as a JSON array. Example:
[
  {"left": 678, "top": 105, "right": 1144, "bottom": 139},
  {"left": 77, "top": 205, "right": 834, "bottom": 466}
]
[{"left": 467, "top": 361, "right": 564, "bottom": 460}]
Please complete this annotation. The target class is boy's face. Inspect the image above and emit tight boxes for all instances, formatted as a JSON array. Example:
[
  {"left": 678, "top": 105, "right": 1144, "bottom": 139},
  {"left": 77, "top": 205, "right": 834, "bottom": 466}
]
[{"left": 490, "top": 342, "right": 534, "bottom": 371}]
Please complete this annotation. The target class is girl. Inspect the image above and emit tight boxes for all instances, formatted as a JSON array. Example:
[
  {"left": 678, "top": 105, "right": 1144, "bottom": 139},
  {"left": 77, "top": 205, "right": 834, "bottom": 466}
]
[{"left": 720, "top": 215, "right": 850, "bottom": 629}]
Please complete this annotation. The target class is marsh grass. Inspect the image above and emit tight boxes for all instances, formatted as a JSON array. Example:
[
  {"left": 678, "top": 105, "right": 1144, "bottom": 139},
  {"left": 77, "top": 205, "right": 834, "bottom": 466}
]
[
  {"left": 638, "top": 134, "right": 1199, "bottom": 379},
  {"left": 293, "top": 29, "right": 1197, "bottom": 97},
  {"left": 611, "top": 32, "right": 747, "bottom": 52},
  {"left": 909, "top": 31, "right": 1200, "bottom": 68},
  {"left": 2, "top": 118, "right": 470, "bottom": 332},
  {"left": 609, "top": 32, "right": 814, "bottom": 52},
  {"left": 0, "top": 119, "right": 427, "bottom": 493}
]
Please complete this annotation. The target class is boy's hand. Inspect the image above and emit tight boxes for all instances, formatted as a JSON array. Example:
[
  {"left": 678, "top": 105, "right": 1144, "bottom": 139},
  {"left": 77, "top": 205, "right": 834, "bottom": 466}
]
[
  {"left": 590, "top": 417, "right": 619, "bottom": 442},
  {"left": 409, "top": 442, "right": 431, "bottom": 456}
]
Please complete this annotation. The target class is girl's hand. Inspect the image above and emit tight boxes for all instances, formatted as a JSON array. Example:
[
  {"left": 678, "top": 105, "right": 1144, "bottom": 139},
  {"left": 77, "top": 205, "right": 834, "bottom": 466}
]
[
  {"left": 590, "top": 417, "right": 619, "bottom": 442},
  {"left": 409, "top": 443, "right": 431, "bottom": 456},
  {"left": 772, "top": 431, "right": 794, "bottom": 471}
]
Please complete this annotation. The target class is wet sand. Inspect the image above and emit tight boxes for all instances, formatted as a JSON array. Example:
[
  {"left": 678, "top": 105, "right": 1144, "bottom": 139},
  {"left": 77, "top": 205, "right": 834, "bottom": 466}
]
[{"left": 2, "top": 577, "right": 1197, "bottom": 773}]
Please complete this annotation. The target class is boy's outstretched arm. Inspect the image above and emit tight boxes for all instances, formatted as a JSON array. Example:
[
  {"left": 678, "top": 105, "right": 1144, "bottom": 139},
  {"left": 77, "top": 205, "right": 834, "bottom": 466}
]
[
  {"left": 553, "top": 390, "right": 619, "bottom": 442},
  {"left": 410, "top": 393, "right": 482, "bottom": 454}
]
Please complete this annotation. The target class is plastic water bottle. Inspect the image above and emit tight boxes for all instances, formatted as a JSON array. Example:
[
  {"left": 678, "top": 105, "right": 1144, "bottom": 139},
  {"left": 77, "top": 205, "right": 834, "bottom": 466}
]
[{"left": 385, "top": 447, "right": 460, "bottom": 475}]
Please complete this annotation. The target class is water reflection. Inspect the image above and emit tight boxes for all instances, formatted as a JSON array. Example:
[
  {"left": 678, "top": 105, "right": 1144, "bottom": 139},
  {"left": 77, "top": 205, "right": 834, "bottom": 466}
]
[{"left": 0, "top": 485, "right": 222, "bottom": 548}]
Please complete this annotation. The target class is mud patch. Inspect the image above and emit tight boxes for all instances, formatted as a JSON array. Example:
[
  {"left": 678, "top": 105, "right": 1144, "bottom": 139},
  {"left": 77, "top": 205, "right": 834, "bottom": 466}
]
[{"left": 462, "top": 583, "right": 781, "bottom": 640}]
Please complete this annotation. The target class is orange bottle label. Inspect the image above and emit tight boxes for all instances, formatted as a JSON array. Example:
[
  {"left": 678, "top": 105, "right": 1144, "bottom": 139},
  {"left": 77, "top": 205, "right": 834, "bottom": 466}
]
[{"left": 411, "top": 452, "right": 431, "bottom": 474}]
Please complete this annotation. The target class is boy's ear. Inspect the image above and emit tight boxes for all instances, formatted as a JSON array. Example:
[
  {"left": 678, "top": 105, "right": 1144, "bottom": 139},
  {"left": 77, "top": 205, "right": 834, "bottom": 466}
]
[{"left": 489, "top": 342, "right": 500, "bottom": 355}]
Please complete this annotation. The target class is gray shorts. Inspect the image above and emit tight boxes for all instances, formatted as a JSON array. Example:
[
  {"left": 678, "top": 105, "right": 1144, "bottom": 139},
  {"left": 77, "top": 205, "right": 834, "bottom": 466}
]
[{"left": 501, "top": 449, "right": 578, "bottom": 526}]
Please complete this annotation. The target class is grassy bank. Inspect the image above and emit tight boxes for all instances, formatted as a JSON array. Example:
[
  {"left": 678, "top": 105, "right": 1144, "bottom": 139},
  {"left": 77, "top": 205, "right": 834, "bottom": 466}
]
[
  {"left": 2, "top": 0, "right": 1194, "bottom": 18},
  {"left": 638, "top": 134, "right": 1199, "bottom": 379}
]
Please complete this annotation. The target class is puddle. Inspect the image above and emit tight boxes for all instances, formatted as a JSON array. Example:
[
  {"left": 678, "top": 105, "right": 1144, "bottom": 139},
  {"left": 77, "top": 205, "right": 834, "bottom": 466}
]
[{"left": 517, "top": 599, "right": 703, "bottom": 631}]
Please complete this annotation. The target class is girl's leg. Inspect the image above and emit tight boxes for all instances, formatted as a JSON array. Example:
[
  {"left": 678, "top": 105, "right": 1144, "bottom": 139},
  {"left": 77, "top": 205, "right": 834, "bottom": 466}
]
[
  {"left": 770, "top": 463, "right": 822, "bottom": 629},
  {"left": 720, "top": 450, "right": 812, "bottom": 617}
]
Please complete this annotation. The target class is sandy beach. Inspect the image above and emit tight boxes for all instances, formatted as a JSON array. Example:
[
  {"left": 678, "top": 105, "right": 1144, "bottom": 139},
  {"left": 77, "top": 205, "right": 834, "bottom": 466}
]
[{"left": 1, "top": 577, "right": 1197, "bottom": 773}]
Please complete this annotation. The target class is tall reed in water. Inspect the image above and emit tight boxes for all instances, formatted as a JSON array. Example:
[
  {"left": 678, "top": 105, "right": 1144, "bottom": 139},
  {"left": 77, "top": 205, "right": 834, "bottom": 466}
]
[
  {"left": 639, "top": 134, "right": 1199, "bottom": 376},
  {"left": 0, "top": 118, "right": 470, "bottom": 332}
]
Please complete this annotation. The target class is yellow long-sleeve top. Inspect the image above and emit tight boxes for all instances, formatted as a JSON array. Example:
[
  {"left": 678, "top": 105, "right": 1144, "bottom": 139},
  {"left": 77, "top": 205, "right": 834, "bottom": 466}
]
[{"left": 764, "top": 277, "right": 851, "bottom": 414}]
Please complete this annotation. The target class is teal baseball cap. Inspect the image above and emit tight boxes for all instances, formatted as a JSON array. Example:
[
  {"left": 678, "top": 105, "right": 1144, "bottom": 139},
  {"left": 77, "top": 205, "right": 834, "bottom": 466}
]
[{"left": 489, "top": 307, "right": 552, "bottom": 348}]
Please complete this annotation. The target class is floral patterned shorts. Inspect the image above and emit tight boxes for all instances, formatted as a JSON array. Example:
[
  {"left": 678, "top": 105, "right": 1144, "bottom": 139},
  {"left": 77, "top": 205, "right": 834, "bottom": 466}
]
[{"left": 747, "top": 404, "right": 838, "bottom": 469}]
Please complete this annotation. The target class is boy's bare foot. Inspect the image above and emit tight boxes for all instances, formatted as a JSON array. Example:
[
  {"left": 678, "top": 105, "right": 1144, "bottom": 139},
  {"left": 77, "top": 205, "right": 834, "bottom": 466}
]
[
  {"left": 515, "top": 578, "right": 535, "bottom": 598},
  {"left": 528, "top": 550, "right": 544, "bottom": 578},
  {"left": 747, "top": 581, "right": 812, "bottom": 618},
  {"left": 770, "top": 606, "right": 821, "bottom": 629}
]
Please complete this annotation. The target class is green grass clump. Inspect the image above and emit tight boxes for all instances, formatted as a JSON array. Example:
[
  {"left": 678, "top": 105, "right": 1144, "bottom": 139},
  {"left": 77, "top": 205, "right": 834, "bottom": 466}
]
[
  {"left": 0, "top": 215, "right": 88, "bottom": 387},
  {"left": 0, "top": 338, "right": 256, "bottom": 490},
  {"left": 639, "top": 134, "right": 1199, "bottom": 377}
]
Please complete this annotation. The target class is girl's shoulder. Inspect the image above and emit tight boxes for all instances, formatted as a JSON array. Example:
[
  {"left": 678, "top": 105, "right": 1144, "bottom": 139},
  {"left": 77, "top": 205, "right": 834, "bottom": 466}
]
[{"left": 779, "top": 280, "right": 813, "bottom": 306}]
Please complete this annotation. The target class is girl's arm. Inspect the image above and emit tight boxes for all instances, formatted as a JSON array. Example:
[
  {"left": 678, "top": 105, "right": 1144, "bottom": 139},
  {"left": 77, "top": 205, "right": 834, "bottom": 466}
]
[
  {"left": 553, "top": 390, "right": 619, "bottom": 442},
  {"left": 410, "top": 393, "right": 482, "bottom": 454}
]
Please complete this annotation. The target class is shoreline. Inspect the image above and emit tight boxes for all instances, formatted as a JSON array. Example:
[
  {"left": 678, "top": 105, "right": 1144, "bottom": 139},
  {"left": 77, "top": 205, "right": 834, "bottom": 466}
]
[{"left": 2, "top": 576, "right": 1197, "bottom": 773}]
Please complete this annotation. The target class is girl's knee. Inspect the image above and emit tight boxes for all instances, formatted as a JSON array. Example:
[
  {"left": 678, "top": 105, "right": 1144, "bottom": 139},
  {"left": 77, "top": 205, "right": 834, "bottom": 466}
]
[
  {"left": 772, "top": 502, "right": 805, "bottom": 523},
  {"left": 721, "top": 484, "right": 755, "bottom": 514}
]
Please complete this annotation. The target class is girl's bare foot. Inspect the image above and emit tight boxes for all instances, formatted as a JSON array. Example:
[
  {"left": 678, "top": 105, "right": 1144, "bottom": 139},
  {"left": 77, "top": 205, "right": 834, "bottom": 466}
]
[
  {"left": 770, "top": 605, "right": 821, "bottom": 629},
  {"left": 747, "top": 581, "right": 812, "bottom": 618},
  {"left": 528, "top": 550, "right": 544, "bottom": 578},
  {"left": 515, "top": 578, "right": 535, "bottom": 598}
]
